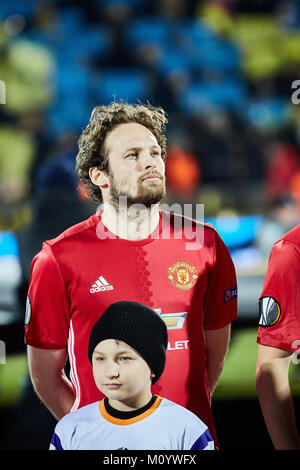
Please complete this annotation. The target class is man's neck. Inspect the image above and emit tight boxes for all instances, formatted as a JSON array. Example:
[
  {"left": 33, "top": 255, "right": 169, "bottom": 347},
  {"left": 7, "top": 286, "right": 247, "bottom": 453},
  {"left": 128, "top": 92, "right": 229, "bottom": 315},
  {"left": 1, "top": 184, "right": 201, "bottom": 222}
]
[{"left": 101, "top": 202, "right": 160, "bottom": 240}]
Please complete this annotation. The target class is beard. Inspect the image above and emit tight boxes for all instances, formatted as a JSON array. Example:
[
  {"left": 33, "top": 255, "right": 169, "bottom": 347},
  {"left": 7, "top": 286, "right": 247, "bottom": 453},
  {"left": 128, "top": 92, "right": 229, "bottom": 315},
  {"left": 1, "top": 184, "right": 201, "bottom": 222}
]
[{"left": 108, "top": 170, "right": 166, "bottom": 210}]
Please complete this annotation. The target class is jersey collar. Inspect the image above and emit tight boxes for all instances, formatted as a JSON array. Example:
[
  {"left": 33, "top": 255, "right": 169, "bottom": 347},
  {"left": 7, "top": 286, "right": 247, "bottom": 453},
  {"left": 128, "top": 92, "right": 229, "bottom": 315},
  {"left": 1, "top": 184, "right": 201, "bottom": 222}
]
[{"left": 99, "top": 395, "right": 162, "bottom": 426}]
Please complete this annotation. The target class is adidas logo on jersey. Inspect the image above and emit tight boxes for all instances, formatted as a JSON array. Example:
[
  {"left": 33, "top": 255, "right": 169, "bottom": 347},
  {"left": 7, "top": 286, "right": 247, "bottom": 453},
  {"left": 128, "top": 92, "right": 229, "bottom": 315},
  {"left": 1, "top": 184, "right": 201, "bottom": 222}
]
[{"left": 90, "top": 276, "right": 114, "bottom": 293}]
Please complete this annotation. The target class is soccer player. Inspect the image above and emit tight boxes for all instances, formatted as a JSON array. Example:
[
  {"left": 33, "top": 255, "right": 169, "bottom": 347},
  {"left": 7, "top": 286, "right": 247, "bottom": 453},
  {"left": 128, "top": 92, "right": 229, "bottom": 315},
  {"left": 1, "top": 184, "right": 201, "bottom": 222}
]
[
  {"left": 50, "top": 301, "right": 214, "bottom": 450},
  {"left": 25, "top": 102, "right": 238, "bottom": 448},
  {"left": 256, "top": 223, "right": 300, "bottom": 449}
]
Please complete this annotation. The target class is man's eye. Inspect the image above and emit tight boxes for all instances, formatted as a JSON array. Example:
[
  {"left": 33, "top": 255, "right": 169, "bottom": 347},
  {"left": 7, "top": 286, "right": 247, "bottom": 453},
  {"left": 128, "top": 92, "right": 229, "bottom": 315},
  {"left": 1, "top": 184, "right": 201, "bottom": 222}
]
[{"left": 125, "top": 153, "right": 137, "bottom": 159}]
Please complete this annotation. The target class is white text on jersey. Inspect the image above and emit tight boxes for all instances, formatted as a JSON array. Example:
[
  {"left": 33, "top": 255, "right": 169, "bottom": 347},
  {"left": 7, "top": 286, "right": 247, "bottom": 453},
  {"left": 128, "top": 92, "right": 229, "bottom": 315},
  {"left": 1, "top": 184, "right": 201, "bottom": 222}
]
[{"left": 90, "top": 276, "right": 114, "bottom": 293}]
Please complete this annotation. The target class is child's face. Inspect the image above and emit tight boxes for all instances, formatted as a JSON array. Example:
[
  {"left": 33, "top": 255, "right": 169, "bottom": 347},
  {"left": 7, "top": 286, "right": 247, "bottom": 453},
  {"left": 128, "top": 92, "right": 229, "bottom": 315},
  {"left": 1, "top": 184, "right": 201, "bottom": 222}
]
[{"left": 92, "top": 339, "right": 154, "bottom": 410}]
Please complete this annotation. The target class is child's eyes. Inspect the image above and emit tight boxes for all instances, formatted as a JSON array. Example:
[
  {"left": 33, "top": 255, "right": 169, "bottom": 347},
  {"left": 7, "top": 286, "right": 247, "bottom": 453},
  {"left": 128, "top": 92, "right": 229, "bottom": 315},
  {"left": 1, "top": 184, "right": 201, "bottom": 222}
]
[{"left": 94, "top": 356, "right": 133, "bottom": 362}]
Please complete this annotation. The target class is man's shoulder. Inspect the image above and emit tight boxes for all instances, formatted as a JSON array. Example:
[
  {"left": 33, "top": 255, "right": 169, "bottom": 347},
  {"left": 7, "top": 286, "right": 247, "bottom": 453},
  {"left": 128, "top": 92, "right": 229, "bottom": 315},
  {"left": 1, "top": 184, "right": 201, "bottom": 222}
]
[
  {"left": 269, "top": 224, "right": 300, "bottom": 263},
  {"left": 276, "top": 223, "right": 300, "bottom": 249},
  {"left": 159, "top": 397, "right": 207, "bottom": 429},
  {"left": 161, "top": 210, "right": 217, "bottom": 233},
  {"left": 58, "top": 401, "right": 100, "bottom": 428},
  {"left": 44, "top": 213, "right": 99, "bottom": 249}
]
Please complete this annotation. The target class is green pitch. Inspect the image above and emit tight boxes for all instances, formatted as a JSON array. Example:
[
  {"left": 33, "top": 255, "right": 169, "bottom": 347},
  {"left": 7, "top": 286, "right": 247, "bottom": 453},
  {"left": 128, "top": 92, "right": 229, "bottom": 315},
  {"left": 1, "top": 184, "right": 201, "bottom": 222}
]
[
  {"left": 214, "top": 328, "right": 300, "bottom": 399},
  {"left": 0, "top": 353, "right": 28, "bottom": 406}
]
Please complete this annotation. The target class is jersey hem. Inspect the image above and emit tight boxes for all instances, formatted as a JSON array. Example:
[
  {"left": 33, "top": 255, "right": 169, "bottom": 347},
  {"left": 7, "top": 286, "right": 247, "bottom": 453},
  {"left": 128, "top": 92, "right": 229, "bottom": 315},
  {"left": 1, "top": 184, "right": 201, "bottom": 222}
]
[
  {"left": 24, "top": 337, "right": 67, "bottom": 350},
  {"left": 203, "top": 311, "right": 237, "bottom": 330},
  {"left": 257, "top": 336, "right": 296, "bottom": 353}
]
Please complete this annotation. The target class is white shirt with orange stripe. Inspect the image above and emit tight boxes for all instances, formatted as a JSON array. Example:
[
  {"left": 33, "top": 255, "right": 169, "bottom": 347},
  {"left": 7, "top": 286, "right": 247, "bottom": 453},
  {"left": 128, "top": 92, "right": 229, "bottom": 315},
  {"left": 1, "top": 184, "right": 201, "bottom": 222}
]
[{"left": 49, "top": 396, "right": 214, "bottom": 450}]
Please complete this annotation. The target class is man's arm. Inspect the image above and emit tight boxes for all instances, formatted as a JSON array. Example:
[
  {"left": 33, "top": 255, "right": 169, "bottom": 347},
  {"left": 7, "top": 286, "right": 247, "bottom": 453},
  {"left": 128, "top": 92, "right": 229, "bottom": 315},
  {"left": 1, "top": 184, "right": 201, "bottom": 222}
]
[
  {"left": 27, "top": 345, "right": 75, "bottom": 420},
  {"left": 256, "top": 343, "right": 300, "bottom": 450},
  {"left": 204, "top": 324, "right": 231, "bottom": 396}
]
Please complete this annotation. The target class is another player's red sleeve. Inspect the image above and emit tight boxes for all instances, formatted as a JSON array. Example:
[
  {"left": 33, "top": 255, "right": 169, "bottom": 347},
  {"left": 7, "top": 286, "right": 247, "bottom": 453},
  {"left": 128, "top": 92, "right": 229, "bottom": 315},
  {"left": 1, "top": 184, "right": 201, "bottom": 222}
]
[
  {"left": 257, "top": 240, "right": 300, "bottom": 351},
  {"left": 203, "top": 231, "right": 238, "bottom": 330},
  {"left": 24, "top": 243, "right": 70, "bottom": 349}
]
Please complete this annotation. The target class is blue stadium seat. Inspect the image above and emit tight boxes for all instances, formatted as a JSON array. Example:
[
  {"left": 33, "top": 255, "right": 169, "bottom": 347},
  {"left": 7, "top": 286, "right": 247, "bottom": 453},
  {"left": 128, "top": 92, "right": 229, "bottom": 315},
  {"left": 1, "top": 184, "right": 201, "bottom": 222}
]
[
  {"left": 242, "top": 97, "right": 291, "bottom": 130},
  {"left": 27, "top": 5, "right": 113, "bottom": 64},
  {"left": 190, "top": 38, "right": 241, "bottom": 74},
  {"left": 155, "top": 48, "right": 194, "bottom": 80},
  {"left": 0, "top": 232, "right": 19, "bottom": 257},
  {"left": 0, "top": 0, "right": 36, "bottom": 19},
  {"left": 177, "top": 79, "right": 247, "bottom": 115},
  {"left": 124, "top": 16, "right": 171, "bottom": 51},
  {"left": 46, "top": 61, "right": 92, "bottom": 136},
  {"left": 56, "top": 26, "right": 113, "bottom": 63},
  {"left": 172, "top": 19, "right": 241, "bottom": 77},
  {"left": 56, "top": 6, "right": 87, "bottom": 31},
  {"left": 54, "top": 63, "right": 90, "bottom": 99},
  {"left": 45, "top": 98, "right": 92, "bottom": 137},
  {"left": 204, "top": 215, "right": 263, "bottom": 249},
  {"left": 93, "top": 68, "right": 152, "bottom": 104},
  {"left": 97, "top": 0, "right": 148, "bottom": 9},
  {"left": 173, "top": 18, "right": 217, "bottom": 49}
]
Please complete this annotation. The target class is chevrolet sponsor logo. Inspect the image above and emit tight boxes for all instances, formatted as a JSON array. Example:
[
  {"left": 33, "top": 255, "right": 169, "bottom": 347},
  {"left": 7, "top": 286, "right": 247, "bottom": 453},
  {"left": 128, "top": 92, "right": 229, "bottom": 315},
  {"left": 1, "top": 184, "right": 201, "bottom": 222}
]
[{"left": 154, "top": 309, "right": 187, "bottom": 330}]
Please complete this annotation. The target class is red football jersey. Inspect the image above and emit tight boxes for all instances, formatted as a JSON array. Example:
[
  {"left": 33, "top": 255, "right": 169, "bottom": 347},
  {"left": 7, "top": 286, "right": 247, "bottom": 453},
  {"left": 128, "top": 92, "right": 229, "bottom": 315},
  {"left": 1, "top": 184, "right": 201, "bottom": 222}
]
[
  {"left": 257, "top": 224, "right": 300, "bottom": 351},
  {"left": 25, "top": 210, "right": 237, "bottom": 445}
]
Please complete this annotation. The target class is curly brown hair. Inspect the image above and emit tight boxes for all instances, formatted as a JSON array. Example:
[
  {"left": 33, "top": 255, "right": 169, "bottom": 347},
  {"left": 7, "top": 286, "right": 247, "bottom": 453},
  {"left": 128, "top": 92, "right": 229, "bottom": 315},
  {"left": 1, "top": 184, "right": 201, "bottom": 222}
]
[{"left": 76, "top": 102, "right": 168, "bottom": 203}]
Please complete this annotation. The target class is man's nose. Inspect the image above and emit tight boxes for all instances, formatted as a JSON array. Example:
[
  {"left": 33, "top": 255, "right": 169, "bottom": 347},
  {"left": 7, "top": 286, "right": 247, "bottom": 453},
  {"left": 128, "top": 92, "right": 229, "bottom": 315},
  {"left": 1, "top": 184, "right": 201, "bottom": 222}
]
[{"left": 139, "top": 150, "right": 156, "bottom": 170}]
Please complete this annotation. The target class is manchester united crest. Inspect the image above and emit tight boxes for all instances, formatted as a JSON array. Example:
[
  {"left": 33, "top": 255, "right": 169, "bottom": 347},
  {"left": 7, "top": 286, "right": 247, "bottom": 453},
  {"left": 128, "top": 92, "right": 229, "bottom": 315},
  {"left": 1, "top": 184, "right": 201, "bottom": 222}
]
[{"left": 168, "top": 261, "right": 198, "bottom": 291}]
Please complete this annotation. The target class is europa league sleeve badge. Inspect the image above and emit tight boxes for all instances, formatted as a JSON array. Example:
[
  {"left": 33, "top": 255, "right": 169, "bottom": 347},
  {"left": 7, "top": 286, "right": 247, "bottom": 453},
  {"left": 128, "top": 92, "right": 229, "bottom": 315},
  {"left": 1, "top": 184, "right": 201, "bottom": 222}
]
[{"left": 258, "top": 296, "right": 281, "bottom": 327}]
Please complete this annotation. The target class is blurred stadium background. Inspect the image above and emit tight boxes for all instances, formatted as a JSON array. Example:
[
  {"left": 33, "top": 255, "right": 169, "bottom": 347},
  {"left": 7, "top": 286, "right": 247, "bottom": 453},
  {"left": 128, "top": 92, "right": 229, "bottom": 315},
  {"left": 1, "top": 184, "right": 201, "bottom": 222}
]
[{"left": 0, "top": 0, "right": 300, "bottom": 450}]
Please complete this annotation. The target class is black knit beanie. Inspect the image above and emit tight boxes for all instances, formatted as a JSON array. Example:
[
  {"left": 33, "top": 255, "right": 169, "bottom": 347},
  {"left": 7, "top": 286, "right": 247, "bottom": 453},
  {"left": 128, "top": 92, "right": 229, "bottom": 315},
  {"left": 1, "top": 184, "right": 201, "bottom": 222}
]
[{"left": 88, "top": 301, "right": 168, "bottom": 384}]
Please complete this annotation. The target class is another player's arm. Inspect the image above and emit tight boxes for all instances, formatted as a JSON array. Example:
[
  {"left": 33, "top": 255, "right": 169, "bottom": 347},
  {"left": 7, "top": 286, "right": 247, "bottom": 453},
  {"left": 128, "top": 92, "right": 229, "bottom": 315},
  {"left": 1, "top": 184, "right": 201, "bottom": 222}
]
[
  {"left": 27, "top": 345, "right": 75, "bottom": 420},
  {"left": 204, "top": 324, "right": 231, "bottom": 396},
  {"left": 256, "top": 343, "right": 300, "bottom": 450}
]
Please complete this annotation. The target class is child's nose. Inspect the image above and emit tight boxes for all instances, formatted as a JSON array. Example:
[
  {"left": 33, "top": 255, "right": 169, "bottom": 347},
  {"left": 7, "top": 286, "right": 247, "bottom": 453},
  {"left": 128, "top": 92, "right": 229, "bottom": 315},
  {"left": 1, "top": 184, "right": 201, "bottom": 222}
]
[{"left": 105, "top": 360, "right": 119, "bottom": 378}]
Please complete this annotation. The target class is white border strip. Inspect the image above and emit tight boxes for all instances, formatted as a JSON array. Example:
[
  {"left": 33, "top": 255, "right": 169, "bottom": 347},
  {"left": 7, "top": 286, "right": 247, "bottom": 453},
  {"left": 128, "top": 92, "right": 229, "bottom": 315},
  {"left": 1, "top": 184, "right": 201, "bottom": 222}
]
[{"left": 68, "top": 319, "right": 80, "bottom": 412}]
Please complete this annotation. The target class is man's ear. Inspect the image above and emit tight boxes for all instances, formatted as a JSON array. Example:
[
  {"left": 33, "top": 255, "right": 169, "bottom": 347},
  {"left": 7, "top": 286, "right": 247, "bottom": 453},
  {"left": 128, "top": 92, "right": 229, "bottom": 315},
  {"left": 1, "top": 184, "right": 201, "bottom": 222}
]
[{"left": 89, "top": 167, "right": 109, "bottom": 188}]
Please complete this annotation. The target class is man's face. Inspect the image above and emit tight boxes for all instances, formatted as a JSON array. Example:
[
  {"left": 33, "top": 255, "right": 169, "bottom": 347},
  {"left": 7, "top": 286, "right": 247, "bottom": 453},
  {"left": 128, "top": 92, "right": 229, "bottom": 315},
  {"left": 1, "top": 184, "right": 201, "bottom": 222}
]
[
  {"left": 92, "top": 339, "right": 153, "bottom": 410},
  {"left": 104, "top": 122, "right": 166, "bottom": 208}
]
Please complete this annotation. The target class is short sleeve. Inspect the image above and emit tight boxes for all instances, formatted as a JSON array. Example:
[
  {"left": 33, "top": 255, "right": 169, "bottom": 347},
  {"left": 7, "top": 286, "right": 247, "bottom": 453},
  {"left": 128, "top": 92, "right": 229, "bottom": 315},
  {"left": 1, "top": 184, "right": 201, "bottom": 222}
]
[
  {"left": 190, "top": 428, "right": 214, "bottom": 450},
  {"left": 179, "top": 408, "right": 214, "bottom": 450},
  {"left": 203, "top": 231, "right": 238, "bottom": 330},
  {"left": 24, "top": 243, "right": 70, "bottom": 349},
  {"left": 49, "top": 417, "right": 70, "bottom": 450},
  {"left": 49, "top": 431, "right": 64, "bottom": 450},
  {"left": 257, "top": 240, "right": 300, "bottom": 351}
]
